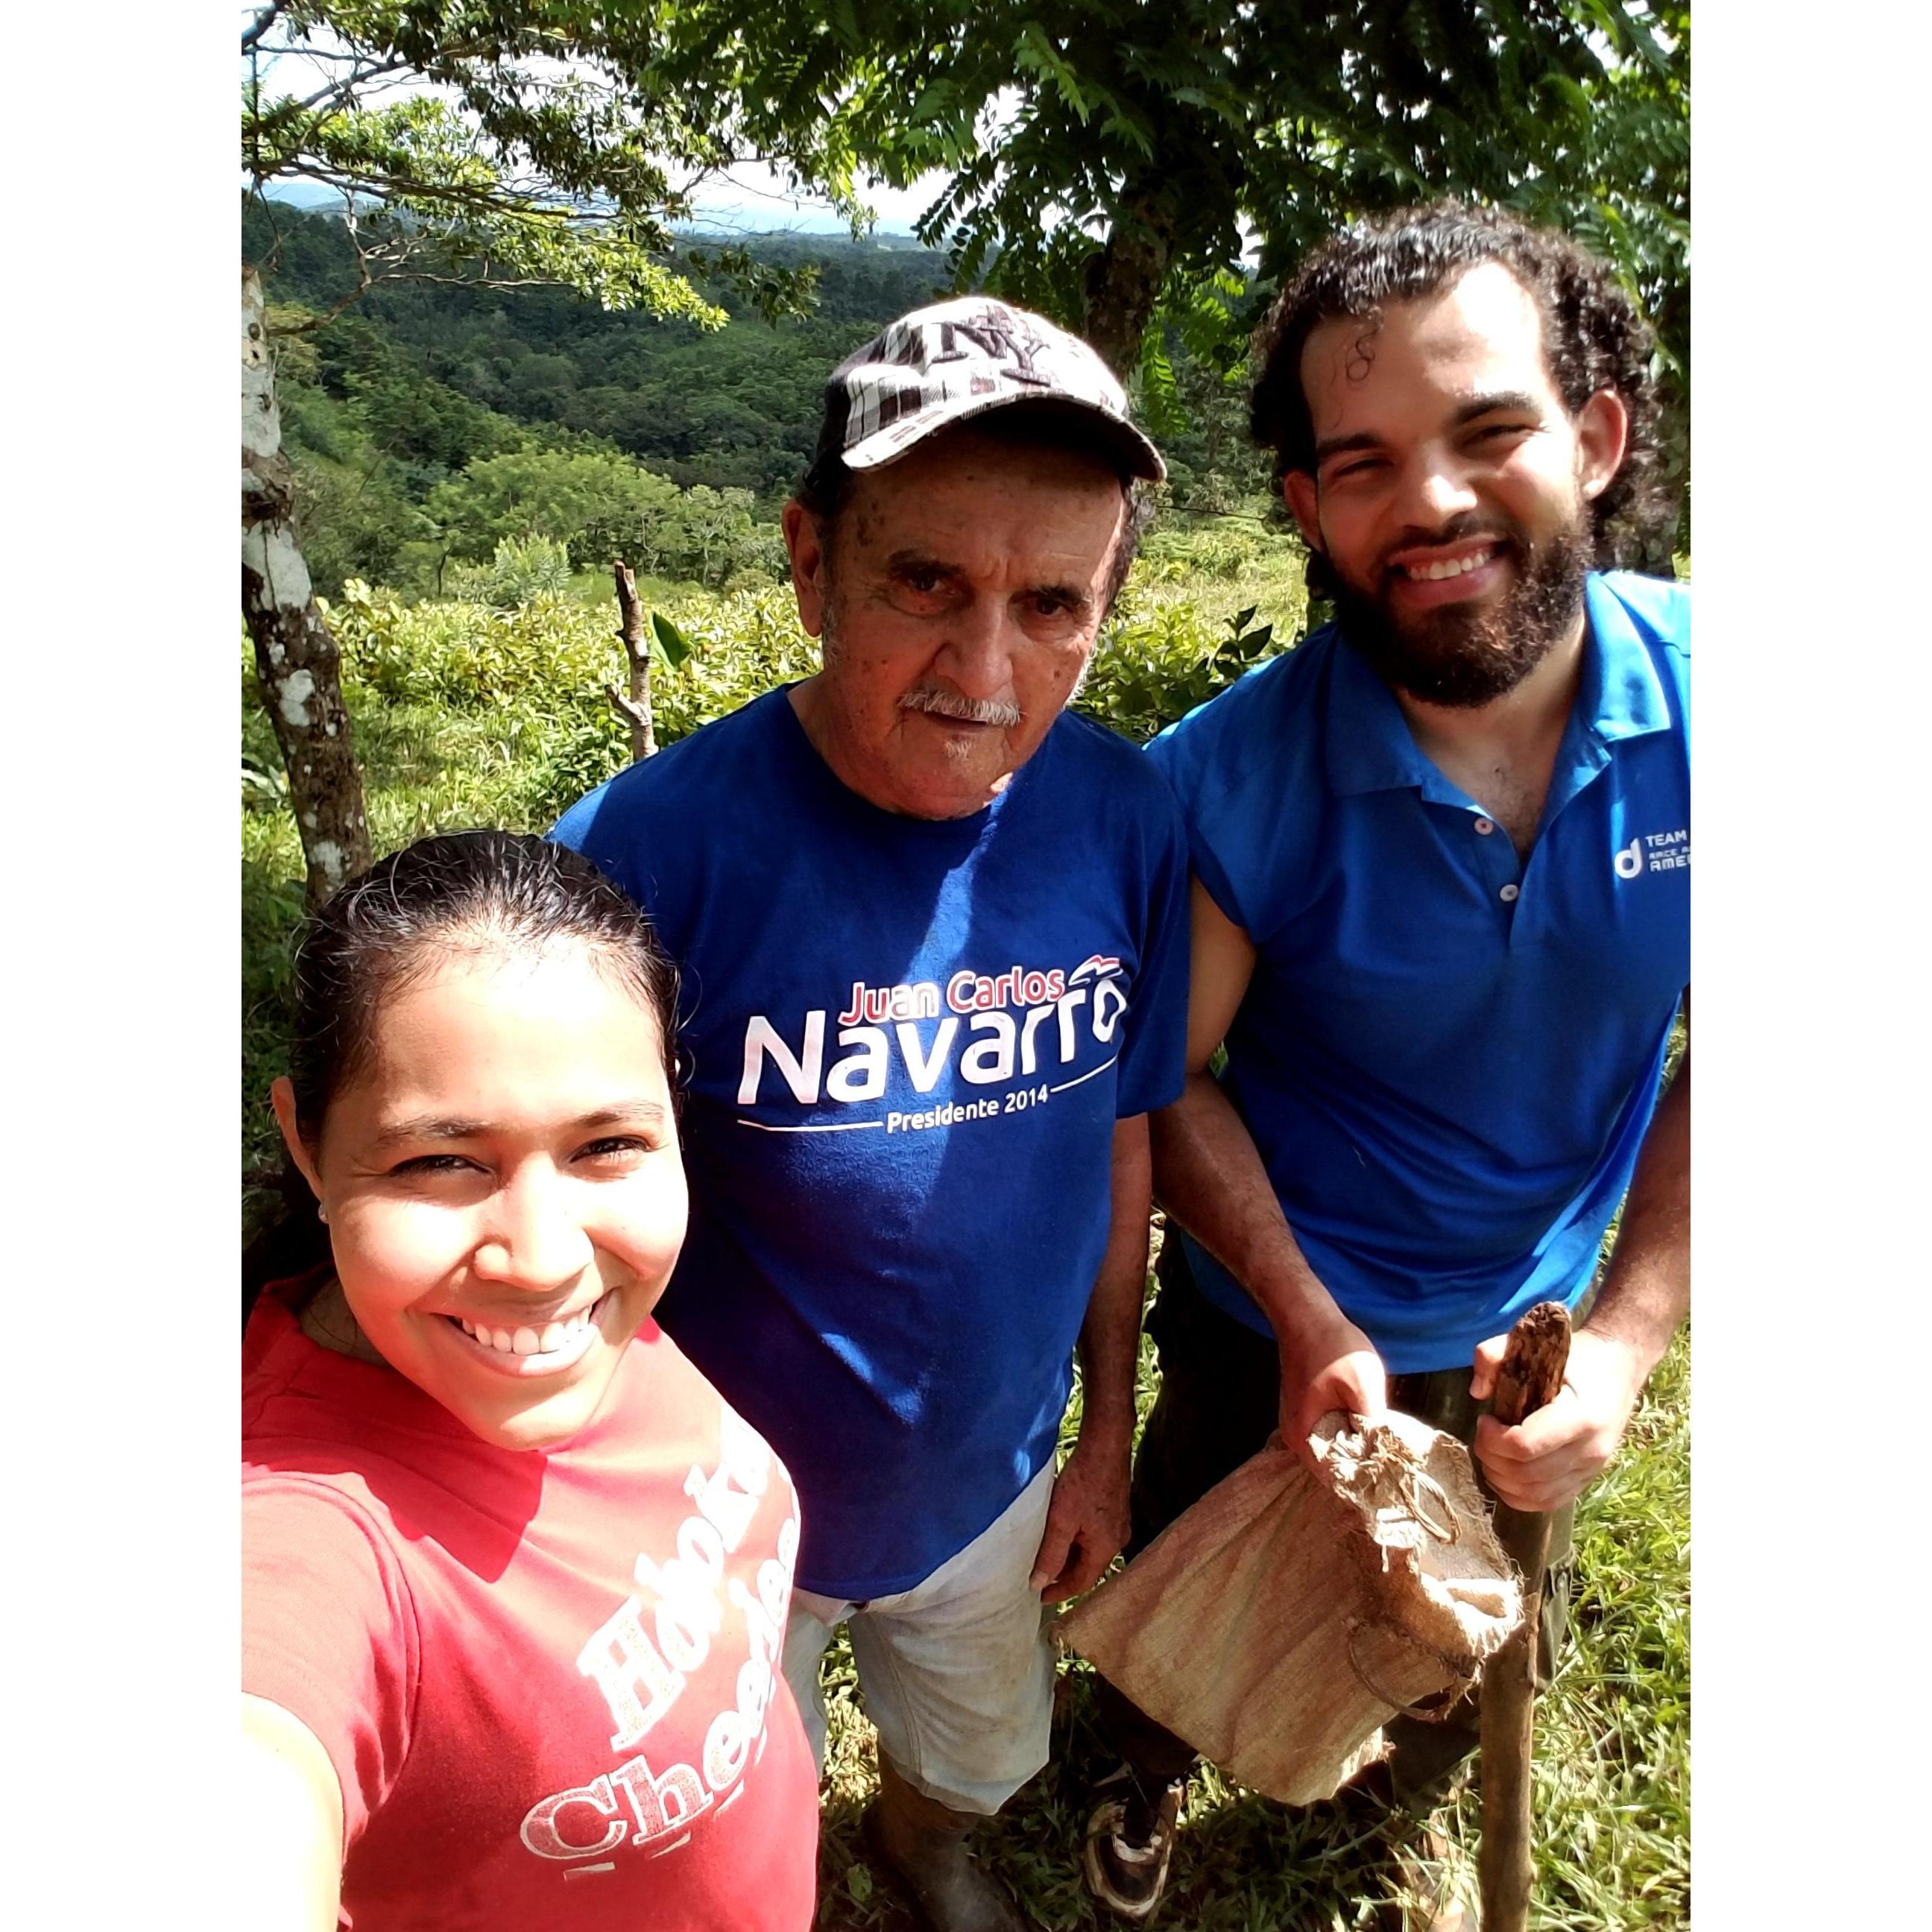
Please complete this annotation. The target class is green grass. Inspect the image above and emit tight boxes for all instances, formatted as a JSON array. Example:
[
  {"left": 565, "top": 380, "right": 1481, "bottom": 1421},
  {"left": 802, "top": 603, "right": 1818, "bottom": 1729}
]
[
  {"left": 1134, "top": 510, "right": 1313, "bottom": 642},
  {"left": 562, "top": 564, "right": 713, "bottom": 609}
]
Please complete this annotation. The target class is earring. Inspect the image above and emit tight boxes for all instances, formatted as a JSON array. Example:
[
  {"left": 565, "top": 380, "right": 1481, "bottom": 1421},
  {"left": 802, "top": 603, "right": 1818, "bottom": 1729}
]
[{"left": 317, "top": 1205, "right": 330, "bottom": 1225}]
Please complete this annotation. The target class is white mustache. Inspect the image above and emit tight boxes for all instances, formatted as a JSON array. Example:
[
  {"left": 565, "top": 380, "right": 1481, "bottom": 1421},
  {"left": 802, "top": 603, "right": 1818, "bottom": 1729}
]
[{"left": 899, "top": 686, "right": 1023, "bottom": 727}]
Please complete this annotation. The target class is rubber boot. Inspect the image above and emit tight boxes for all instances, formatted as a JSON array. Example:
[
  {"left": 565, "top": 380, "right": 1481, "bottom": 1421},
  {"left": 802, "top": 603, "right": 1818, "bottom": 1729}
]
[
  {"left": 1348, "top": 1761, "right": 1476, "bottom": 1932},
  {"left": 862, "top": 1753, "right": 1027, "bottom": 1932}
]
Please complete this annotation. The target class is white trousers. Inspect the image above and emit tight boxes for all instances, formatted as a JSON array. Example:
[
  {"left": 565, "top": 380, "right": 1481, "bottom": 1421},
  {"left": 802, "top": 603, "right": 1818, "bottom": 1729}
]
[{"left": 781, "top": 1462, "right": 1058, "bottom": 1816}]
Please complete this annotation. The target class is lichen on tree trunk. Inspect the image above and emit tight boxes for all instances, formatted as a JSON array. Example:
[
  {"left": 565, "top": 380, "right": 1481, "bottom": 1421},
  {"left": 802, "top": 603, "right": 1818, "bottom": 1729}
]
[{"left": 242, "top": 264, "right": 371, "bottom": 908}]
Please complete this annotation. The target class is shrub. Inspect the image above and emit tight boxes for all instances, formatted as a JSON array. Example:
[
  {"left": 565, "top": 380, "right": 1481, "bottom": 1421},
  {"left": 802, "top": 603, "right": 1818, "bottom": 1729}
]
[
  {"left": 646, "top": 586, "right": 823, "bottom": 745},
  {"left": 1145, "top": 524, "right": 1266, "bottom": 581},
  {"left": 323, "top": 576, "right": 821, "bottom": 751},
  {"left": 327, "top": 578, "right": 617, "bottom": 710},
  {"left": 1182, "top": 468, "right": 1236, "bottom": 516},
  {"left": 1082, "top": 596, "right": 1284, "bottom": 742},
  {"left": 426, "top": 446, "right": 684, "bottom": 572},
  {"left": 444, "top": 534, "right": 575, "bottom": 607},
  {"left": 288, "top": 451, "right": 435, "bottom": 599}
]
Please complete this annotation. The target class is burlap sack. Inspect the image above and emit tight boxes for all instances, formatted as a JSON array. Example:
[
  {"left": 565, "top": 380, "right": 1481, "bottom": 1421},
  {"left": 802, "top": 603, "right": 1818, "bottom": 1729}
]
[{"left": 1056, "top": 1411, "right": 1524, "bottom": 1805}]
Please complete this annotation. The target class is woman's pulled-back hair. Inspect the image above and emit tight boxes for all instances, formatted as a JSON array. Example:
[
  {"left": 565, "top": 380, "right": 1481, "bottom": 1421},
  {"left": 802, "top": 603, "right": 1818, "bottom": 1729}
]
[
  {"left": 1249, "top": 200, "right": 1677, "bottom": 571},
  {"left": 244, "top": 831, "right": 679, "bottom": 1312}
]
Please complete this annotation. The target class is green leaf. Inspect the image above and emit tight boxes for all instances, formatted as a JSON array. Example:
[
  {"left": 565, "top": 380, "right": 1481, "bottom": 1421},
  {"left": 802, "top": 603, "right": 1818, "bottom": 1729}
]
[
  {"left": 909, "top": 81, "right": 959, "bottom": 128},
  {"left": 1100, "top": 110, "right": 1156, "bottom": 162},
  {"left": 1014, "top": 23, "right": 1090, "bottom": 123},
  {"left": 846, "top": 1863, "right": 874, "bottom": 1903},
  {"left": 1539, "top": 72, "right": 1593, "bottom": 119},
  {"left": 651, "top": 610, "right": 692, "bottom": 668}
]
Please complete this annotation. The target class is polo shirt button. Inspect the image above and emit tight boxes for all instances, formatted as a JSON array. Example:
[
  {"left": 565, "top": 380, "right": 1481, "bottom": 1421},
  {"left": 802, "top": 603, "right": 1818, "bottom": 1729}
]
[
  {"left": 1474, "top": 817, "right": 1495, "bottom": 836},
  {"left": 1499, "top": 883, "right": 1520, "bottom": 903}
]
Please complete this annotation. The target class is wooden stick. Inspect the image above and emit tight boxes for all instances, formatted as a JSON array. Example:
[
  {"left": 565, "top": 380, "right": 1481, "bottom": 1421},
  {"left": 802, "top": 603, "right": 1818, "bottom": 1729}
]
[
  {"left": 607, "top": 559, "right": 656, "bottom": 762},
  {"left": 1478, "top": 1301, "right": 1572, "bottom": 1932}
]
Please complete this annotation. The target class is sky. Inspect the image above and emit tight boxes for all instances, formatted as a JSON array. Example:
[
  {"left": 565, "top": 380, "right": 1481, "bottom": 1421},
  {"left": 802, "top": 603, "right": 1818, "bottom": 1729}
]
[
  {"left": 688, "top": 165, "right": 950, "bottom": 240},
  {"left": 264, "top": 164, "right": 947, "bottom": 239}
]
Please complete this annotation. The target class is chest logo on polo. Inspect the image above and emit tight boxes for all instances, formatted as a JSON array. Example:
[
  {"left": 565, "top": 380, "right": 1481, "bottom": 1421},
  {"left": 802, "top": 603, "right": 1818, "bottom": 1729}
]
[
  {"left": 1614, "top": 827, "right": 1690, "bottom": 879},
  {"left": 734, "top": 954, "right": 1127, "bottom": 1128}
]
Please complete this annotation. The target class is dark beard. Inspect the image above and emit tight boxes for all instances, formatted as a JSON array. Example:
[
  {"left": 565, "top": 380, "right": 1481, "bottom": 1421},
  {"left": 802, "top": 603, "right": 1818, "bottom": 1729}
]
[{"left": 1324, "top": 520, "right": 1591, "bottom": 708}]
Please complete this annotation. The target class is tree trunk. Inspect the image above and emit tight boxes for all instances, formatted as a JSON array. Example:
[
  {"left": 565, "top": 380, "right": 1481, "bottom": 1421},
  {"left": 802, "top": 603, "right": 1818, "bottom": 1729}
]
[
  {"left": 1081, "top": 184, "right": 1179, "bottom": 378},
  {"left": 242, "top": 265, "right": 371, "bottom": 908}
]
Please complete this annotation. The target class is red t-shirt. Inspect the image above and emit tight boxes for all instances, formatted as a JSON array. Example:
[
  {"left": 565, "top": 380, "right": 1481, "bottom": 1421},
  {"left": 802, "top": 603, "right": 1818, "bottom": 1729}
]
[{"left": 242, "top": 1292, "right": 819, "bottom": 1930}]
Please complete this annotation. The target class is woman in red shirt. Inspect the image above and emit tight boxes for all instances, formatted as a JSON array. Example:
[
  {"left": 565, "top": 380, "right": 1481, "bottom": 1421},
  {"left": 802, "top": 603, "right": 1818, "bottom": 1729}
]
[{"left": 242, "top": 831, "right": 819, "bottom": 1929}]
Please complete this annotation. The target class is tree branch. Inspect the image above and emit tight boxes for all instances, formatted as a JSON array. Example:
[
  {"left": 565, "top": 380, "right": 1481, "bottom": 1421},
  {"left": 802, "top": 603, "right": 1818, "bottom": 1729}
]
[
  {"left": 254, "top": 40, "right": 394, "bottom": 65},
  {"left": 241, "top": 3, "right": 284, "bottom": 55},
  {"left": 244, "top": 183, "right": 287, "bottom": 277},
  {"left": 271, "top": 160, "right": 551, "bottom": 220},
  {"left": 606, "top": 684, "right": 653, "bottom": 735},
  {"left": 285, "top": 54, "right": 418, "bottom": 123},
  {"left": 609, "top": 561, "right": 656, "bottom": 762},
  {"left": 268, "top": 193, "right": 376, "bottom": 332}
]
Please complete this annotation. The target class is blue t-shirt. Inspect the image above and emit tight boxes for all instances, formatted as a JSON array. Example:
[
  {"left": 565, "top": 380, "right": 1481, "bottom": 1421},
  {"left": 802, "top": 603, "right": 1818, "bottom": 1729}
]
[
  {"left": 1146, "top": 572, "right": 1690, "bottom": 1371},
  {"left": 555, "top": 690, "right": 1190, "bottom": 1597}
]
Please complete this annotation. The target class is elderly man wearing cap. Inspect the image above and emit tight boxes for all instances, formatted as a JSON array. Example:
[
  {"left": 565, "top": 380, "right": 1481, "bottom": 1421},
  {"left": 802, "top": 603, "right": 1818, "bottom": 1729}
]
[{"left": 555, "top": 299, "right": 1188, "bottom": 1932}]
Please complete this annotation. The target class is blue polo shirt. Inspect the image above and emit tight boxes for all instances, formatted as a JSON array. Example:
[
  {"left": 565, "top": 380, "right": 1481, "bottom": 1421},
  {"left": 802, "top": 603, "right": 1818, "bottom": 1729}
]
[{"left": 1146, "top": 572, "right": 1689, "bottom": 1371}]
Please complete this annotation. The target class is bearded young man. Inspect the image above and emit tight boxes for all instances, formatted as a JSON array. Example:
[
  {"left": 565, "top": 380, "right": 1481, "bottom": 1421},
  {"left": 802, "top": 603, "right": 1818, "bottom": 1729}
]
[
  {"left": 556, "top": 299, "right": 1188, "bottom": 1932},
  {"left": 1081, "top": 203, "right": 1690, "bottom": 1931}
]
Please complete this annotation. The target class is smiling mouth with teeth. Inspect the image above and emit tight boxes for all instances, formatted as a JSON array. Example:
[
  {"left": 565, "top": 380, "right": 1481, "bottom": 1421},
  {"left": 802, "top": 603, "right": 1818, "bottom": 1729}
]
[
  {"left": 1400, "top": 546, "right": 1499, "bottom": 582},
  {"left": 448, "top": 1289, "right": 611, "bottom": 1357}
]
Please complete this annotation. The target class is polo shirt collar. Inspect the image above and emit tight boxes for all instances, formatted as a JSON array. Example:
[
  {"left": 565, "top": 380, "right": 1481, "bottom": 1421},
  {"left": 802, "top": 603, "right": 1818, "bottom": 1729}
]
[
  {"left": 1323, "top": 631, "right": 1438, "bottom": 798},
  {"left": 1581, "top": 572, "right": 1675, "bottom": 742},
  {"left": 1324, "top": 572, "right": 1673, "bottom": 800}
]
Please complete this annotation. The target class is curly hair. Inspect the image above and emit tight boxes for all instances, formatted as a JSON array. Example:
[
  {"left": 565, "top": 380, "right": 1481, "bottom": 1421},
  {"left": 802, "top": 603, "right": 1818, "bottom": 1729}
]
[{"left": 1249, "top": 201, "right": 1676, "bottom": 569}]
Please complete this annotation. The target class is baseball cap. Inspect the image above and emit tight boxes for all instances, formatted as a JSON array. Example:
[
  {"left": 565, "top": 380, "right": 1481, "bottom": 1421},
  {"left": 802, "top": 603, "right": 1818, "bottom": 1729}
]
[{"left": 814, "top": 296, "right": 1167, "bottom": 484}]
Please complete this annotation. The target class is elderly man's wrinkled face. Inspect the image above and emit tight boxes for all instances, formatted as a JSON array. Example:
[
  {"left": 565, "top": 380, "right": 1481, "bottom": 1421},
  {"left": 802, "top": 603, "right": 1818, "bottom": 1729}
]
[{"left": 783, "top": 427, "right": 1128, "bottom": 820}]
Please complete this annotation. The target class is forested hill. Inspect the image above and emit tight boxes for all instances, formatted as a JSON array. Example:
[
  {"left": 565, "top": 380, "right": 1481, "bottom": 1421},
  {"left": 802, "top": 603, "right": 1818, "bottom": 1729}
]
[
  {"left": 249, "top": 199, "right": 952, "bottom": 492},
  {"left": 244, "top": 200, "right": 1266, "bottom": 601}
]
